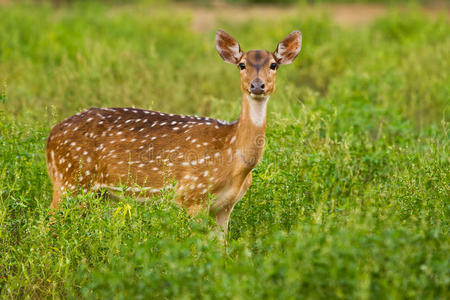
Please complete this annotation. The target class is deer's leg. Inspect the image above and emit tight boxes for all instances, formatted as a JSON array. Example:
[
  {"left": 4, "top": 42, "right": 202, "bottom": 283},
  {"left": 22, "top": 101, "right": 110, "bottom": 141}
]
[
  {"left": 215, "top": 172, "right": 252, "bottom": 237},
  {"left": 49, "top": 183, "right": 62, "bottom": 214}
]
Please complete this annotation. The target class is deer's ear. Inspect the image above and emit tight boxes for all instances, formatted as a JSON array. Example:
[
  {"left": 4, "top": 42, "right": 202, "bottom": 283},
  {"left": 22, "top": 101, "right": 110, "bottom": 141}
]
[
  {"left": 216, "top": 30, "right": 243, "bottom": 65},
  {"left": 273, "top": 30, "right": 302, "bottom": 65}
]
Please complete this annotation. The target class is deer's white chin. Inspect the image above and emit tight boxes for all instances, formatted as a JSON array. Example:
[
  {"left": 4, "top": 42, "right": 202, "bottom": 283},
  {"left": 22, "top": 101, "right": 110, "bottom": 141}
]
[{"left": 249, "top": 93, "right": 269, "bottom": 100}]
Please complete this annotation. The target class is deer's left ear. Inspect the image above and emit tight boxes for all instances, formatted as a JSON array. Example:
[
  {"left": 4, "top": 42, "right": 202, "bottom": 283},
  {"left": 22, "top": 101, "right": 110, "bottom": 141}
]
[
  {"left": 216, "top": 29, "right": 243, "bottom": 65},
  {"left": 273, "top": 30, "right": 302, "bottom": 65}
]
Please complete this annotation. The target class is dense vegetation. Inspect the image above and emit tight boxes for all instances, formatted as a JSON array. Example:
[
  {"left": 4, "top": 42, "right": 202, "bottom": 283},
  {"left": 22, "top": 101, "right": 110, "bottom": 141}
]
[{"left": 0, "top": 1, "right": 448, "bottom": 298}]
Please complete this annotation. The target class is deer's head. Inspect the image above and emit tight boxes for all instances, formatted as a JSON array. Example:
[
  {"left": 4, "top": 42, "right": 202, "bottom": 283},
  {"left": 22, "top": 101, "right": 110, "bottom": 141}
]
[{"left": 216, "top": 29, "right": 302, "bottom": 100}]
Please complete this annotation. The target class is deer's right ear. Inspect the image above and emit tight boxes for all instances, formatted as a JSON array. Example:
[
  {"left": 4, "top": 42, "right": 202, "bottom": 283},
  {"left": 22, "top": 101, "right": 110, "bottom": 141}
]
[{"left": 216, "top": 30, "right": 243, "bottom": 65}]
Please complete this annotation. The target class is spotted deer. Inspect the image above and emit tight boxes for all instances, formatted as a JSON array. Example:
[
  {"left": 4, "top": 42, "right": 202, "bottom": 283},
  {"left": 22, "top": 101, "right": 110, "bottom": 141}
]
[{"left": 46, "top": 29, "right": 302, "bottom": 235}]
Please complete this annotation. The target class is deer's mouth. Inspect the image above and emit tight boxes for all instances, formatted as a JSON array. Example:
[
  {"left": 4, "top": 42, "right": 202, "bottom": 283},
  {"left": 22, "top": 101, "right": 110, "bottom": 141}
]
[{"left": 249, "top": 92, "right": 268, "bottom": 100}]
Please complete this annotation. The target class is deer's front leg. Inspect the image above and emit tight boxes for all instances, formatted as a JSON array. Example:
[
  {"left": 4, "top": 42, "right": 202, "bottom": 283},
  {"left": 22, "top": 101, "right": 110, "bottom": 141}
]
[{"left": 212, "top": 172, "right": 253, "bottom": 239}]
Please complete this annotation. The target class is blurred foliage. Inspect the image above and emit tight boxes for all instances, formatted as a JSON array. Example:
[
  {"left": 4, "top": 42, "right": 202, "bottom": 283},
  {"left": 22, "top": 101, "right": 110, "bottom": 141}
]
[
  {"left": 226, "top": 0, "right": 432, "bottom": 4},
  {"left": 0, "top": 1, "right": 449, "bottom": 298},
  {"left": 20, "top": 0, "right": 437, "bottom": 5}
]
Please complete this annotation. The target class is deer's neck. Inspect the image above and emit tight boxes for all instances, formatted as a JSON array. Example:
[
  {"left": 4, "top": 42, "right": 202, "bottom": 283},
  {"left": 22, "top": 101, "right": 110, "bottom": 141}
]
[{"left": 232, "top": 94, "right": 268, "bottom": 170}]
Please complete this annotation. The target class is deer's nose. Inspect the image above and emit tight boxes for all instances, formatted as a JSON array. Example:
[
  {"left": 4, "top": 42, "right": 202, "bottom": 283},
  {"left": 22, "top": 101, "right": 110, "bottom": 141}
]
[{"left": 250, "top": 78, "right": 265, "bottom": 95}]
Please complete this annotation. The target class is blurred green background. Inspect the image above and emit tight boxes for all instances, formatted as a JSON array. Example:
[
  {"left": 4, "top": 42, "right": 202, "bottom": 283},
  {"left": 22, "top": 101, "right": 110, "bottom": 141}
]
[{"left": 0, "top": 0, "right": 449, "bottom": 298}]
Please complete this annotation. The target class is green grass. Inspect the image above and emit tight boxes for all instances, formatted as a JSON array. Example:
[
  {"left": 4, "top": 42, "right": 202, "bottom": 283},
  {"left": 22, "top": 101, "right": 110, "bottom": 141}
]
[{"left": 0, "top": 1, "right": 449, "bottom": 299}]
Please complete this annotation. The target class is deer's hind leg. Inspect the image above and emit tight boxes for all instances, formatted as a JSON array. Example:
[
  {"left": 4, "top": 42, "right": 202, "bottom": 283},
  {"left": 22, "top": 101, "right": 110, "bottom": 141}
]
[
  {"left": 50, "top": 185, "right": 61, "bottom": 211},
  {"left": 49, "top": 177, "right": 68, "bottom": 214}
]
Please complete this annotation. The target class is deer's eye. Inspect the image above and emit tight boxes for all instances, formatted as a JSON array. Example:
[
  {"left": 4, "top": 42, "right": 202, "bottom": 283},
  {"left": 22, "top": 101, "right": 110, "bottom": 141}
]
[
  {"left": 239, "top": 62, "right": 246, "bottom": 70},
  {"left": 270, "top": 63, "right": 277, "bottom": 70}
]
